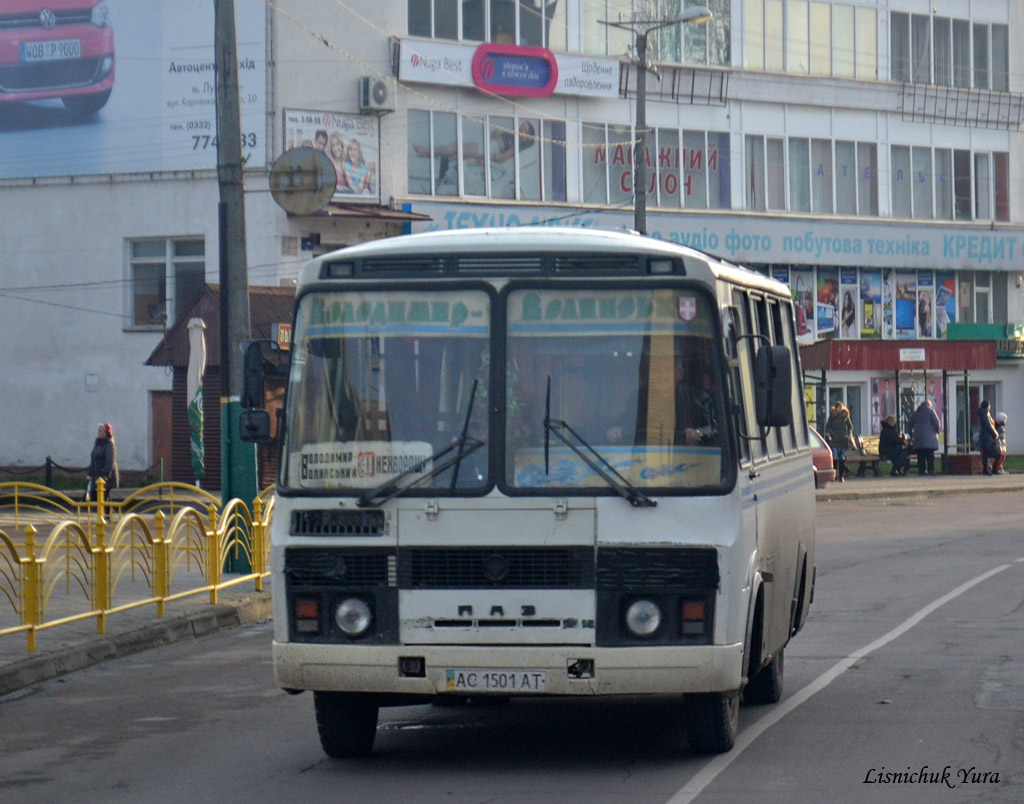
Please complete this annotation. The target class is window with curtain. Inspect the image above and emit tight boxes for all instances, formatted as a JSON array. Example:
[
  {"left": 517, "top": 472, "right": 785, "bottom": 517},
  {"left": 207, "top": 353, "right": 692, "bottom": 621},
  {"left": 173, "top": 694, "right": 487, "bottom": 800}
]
[
  {"left": 973, "top": 23, "right": 989, "bottom": 89},
  {"left": 767, "top": 137, "right": 786, "bottom": 210},
  {"left": 855, "top": 7, "right": 877, "bottom": 79},
  {"left": 952, "top": 20, "right": 970, "bottom": 88},
  {"left": 765, "top": 0, "right": 784, "bottom": 71},
  {"left": 934, "top": 149, "right": 953, "bottom": 220},
  {"left": 787, "top": 0, "right": 809, "bottom": 74},
  {"left": 857, "top": 142, "right": 877, "bottom": 216},
  {"left": 912, "top": 147, "right": 932, "bottom": 219},
  {"left": 911, "top": 14, "right": 931, "bottom": 84},
  {"left": 890, "top": 12, "right": 909, "bottom": 82},
  {"left": 992, "top": 24, "right": 1009, "bottom": 91},
  {"left": 993, "top": 152, "right": 1009, "bottom": 222},
  {"left": 835, "top": 140, "right": 856, "bottom": 215},
  {"left": 582, "top": 122, "right": 608, "bottom": 203},
  {"left": 933, "top": 17, "right": 951, "bottom": 86},
  {"left": 684, "top": 130, "right": 710, "bottom": 208},
  {"left": 891, "top": 145, "right": 911, "bottom": 218},
  {"left": 542, "top": 120, "right": 567, "bottom": 203},
  {"left": 809, "top": 2, "right": 831, "bottom": 75},
  {"left": 657, "top": 128, "right": 682, "bottom": 208},
  {"left": 833, "top": 4, "right": 854, "bottom": 78},
  {"left": 954, "top": 150, "right": 972, "bottom": 220},
  {"left": 744, "top": 0, "right": 764, "bottom": 69},
  {"left": 707, "top": 132, "right": 731, "bottom": 209},
  {"left": 788, "top": 138, "right": 810, "bottom": 212},
  {"left": 974, "top": 153, "right": 991, "bottom": 221},
  {"left": 745, "top": 135, "right": 766, "bottom": 211},
  {"left": 811, "top": 139, "right": 833, "bottom": 214}
]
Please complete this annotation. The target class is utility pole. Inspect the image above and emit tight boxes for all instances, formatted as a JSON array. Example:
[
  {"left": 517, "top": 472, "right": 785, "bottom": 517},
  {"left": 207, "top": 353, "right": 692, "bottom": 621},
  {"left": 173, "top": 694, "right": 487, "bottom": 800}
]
[
  {"left": 601, "top": 7, "right": 712, "bottom": 235},
  {"left": 215, "top": 0, "right": 257, "bottom": 571}
]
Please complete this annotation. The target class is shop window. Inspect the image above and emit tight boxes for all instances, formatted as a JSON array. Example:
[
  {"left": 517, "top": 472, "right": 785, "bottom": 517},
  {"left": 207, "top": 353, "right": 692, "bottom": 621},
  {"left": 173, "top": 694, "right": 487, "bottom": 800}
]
[
  {"left": 788, "top": 138, "right": 810, "bottom": 212},
  {"left": 128, "top": 238, "right": 205, "bottom": 331}
]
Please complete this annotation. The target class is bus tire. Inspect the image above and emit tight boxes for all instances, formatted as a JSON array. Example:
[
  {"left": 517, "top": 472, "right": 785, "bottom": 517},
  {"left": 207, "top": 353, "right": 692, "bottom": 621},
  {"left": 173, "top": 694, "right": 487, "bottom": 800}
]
[
  {"left": 313, "top": 692, "right": 379, "bottom": 758},
  {"left": 687, "top": 691, "right": 739, "bottom": 753},
  {"left": 743, "top": 648, "right": 784, "bottom": 704}
]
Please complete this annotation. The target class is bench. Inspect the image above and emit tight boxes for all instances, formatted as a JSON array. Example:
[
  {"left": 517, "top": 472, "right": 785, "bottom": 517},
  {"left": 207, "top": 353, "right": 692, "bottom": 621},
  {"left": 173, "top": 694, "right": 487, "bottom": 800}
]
[{"left": 843, "top": 434, "right": 883, "bottom": 477}]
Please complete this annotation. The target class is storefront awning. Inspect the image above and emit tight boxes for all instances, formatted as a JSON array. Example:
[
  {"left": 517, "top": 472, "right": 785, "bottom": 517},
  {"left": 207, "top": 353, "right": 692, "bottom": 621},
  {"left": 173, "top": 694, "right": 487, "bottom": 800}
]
[
  {"left": 294, "top": 203, "right": 431, "bottom": 222},
  {"left": 800, "top": 339, "right": 997, "bottom": 372}
]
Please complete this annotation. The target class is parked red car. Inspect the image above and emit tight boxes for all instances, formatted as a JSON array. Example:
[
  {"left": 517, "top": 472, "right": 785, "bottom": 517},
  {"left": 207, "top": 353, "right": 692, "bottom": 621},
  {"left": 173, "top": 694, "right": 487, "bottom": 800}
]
[
  {"left": 0, "top": 1, "right": 114, "bottom": 116},
  {"left": 809, "top": 426, "right": 835, "bottom": 489}
]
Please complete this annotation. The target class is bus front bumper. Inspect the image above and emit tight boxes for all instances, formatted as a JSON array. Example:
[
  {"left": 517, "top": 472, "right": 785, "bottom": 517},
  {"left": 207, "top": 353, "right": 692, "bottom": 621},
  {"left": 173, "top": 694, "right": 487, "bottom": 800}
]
[{"left": 273, "top": 642, "right": 744, "bottom": 696}]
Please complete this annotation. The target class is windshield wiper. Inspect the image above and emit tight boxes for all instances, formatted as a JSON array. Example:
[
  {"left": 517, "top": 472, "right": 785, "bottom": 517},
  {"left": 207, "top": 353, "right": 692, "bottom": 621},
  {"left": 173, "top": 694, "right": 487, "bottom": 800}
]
[
  {"left": 357, "top": 379, "right": 484, "bottom": 508},
  {"left": 543, "top": 379, "right": 656, "bottom": 508}
]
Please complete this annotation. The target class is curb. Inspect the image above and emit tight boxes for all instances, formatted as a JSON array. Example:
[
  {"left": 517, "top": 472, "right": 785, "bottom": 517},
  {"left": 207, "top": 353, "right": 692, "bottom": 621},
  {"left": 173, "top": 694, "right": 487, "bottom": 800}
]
[{"left": 0, "top": 592, "right": 272, "bottom": 698}]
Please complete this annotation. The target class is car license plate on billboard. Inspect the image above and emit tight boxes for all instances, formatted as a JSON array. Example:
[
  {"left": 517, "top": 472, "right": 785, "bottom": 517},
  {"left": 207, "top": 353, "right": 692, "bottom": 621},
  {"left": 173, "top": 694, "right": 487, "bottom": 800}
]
[
  {"left": 21, "top": 39, "right": 82, "bottom": 62},
  {"left": 445, "top": 669, "right": 547, "bottom": 693}
]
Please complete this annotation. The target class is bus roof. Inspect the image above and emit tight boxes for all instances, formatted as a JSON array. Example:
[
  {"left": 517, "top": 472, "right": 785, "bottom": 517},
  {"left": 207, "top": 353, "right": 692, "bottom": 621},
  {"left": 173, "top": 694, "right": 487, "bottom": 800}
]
[{"left": 298, "top": 227, "right": 789, "bottom": 296}]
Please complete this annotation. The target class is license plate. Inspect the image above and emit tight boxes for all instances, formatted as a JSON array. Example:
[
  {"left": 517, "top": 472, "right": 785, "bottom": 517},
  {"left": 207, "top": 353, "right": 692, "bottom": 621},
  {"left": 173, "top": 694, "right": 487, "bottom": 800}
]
[
  {"left": 445, "top": 669, "right": 547, "bottom": 693},
  {"left": 21, "top": 39, "right": 82, "bottom": 62}
]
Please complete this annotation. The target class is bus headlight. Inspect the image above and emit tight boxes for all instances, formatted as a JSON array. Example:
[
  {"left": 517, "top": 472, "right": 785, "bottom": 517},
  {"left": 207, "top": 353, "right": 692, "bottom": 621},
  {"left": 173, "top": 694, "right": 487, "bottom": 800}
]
[
  {"left": 334, "top": 598, "right": 373, "bottom": 638},
  {"left": 625, "top": 599, "right": 662, "bottom": 637}
]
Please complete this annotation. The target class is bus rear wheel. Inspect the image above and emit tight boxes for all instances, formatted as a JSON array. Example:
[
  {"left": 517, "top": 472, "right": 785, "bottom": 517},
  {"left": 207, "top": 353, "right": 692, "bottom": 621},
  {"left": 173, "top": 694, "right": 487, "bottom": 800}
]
[
  {"left": 313, "top": 692, "right": 379, "bottom": 757},
  {"left": 687, "top": 691, "right": 739, "bottom": 753}
]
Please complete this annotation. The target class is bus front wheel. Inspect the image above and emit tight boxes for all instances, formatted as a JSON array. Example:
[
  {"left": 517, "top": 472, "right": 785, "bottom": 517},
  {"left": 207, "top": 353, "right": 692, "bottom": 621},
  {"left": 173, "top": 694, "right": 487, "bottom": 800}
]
[
  {"left": 313, "top": 691, "right": 379, "bottom": 757},
  {"left": 687, "top": 691, "right": 739, "bottom": 753}
]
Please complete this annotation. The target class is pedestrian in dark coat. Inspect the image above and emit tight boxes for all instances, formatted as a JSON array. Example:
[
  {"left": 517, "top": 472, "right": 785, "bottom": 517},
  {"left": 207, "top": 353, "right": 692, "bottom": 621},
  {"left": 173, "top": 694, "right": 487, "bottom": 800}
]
[
  {"left": 909, "top": 400, "right": 940, "bottom": 475},
  {"left": 991, "top": 411, "right": 1008, "bottom": 475},
  {"left": 977, "top": 400, "right": 999, "bottom": 476},
  {"left": 87, "top": 422, "right": 119, "bottom": 501},
  {"left": 825, "top": 402, "right": 855, "bottom": 482},
  {"left": 879, "top": 414, "right": 910, "bottom": 476}
]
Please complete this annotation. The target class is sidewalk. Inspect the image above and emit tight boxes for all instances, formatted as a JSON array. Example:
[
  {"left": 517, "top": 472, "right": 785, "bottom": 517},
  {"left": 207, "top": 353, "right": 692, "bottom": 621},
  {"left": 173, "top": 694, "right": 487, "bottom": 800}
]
[
  {"left": 3, "top": 471, "right": 1022, "bottom": 698},
  {"left": 815, "top": 468, "right": 1024, "bottom": 502}
]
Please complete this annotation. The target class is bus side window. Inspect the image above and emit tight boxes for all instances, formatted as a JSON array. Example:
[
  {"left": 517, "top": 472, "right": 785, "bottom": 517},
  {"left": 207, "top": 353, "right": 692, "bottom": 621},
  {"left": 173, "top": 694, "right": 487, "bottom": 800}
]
[
  {"left": 725, "top": 308, "right": 750, "bottom": 465},
  {"left": 780, "top": 300, "right": 809, "bottom": 448},
  {"left": 752, "top": 294, "right": 784, "bottom": 459},
  {"left": 769, "top": 299, "right": 798, "bottom": 453},
  {"left": 732, "top": 289, "right": 765, "bottom": 463}
]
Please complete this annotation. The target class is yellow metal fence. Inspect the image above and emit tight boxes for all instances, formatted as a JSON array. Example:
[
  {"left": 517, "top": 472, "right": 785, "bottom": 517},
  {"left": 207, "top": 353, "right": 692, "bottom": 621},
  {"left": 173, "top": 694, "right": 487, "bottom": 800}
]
[{"left": 0, "top": 479, "right": 273, "bottom": 652}]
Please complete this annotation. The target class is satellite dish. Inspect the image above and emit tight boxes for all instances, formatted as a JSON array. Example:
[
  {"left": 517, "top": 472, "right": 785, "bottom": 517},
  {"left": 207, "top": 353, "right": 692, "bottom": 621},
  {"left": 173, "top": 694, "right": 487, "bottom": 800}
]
[{"left": 269, "top": 147, "right": 337, "bottom": 215}]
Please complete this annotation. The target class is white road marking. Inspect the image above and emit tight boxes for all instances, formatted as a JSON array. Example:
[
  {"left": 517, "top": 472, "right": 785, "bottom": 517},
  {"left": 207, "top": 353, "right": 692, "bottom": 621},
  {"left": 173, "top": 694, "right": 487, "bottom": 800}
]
[{"left": 666, "top": 562, "right": 1016, "bottom": 804}]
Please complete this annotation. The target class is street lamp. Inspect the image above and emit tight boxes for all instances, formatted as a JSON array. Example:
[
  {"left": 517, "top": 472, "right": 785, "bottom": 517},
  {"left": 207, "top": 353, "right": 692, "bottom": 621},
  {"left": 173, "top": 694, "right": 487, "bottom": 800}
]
[{"left": 602, "top": 6, "right": 713, "bottom": 235}]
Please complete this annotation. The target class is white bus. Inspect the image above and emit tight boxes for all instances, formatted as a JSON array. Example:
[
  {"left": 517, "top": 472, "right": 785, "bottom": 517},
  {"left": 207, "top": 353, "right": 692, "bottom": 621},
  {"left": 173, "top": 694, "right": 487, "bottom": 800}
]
[{"left": 245, "top": 227, "right": 815, "bottom": 757}]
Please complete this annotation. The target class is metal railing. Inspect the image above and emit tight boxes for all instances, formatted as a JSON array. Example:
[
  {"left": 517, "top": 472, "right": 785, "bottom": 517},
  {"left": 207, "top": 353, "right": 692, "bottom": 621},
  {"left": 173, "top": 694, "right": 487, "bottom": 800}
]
[{"left": 0, "top": 478, "right": 273, "bottom": 653}]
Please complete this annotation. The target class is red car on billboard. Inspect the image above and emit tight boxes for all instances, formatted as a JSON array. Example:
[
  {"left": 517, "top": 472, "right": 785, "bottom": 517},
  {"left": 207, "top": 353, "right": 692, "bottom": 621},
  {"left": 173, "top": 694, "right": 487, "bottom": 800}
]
[{"left": 0, "top": 1, "right": 114, "bottom": 116}]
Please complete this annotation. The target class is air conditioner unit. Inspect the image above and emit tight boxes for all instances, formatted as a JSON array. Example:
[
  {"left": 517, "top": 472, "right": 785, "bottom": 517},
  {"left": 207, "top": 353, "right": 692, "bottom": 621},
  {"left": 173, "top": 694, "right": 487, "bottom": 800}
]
[{"left": 359, "top": 76, "right": 394, "bottom": 113}]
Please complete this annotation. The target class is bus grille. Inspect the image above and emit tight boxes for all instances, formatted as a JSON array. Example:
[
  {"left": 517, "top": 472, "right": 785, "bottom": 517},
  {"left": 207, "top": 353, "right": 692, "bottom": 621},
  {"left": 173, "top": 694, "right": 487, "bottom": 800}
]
[
  {"left": 284, "top": 548, "right": 393, "bottom": 587},
  {"left": 596, "top": 548, "right": 719, "bottom": 591},
  {"left": 290, "top": 509, "right": 385, "bottom": 537},
  {"left": 399, "top": 547, "right": 594, "bottom": 589}
]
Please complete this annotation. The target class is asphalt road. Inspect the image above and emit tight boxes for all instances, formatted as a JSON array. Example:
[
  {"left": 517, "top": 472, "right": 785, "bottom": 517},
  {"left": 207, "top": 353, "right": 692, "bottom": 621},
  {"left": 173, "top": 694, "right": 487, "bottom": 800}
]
[{"left": 0, "top": 493, "right": 1021, "bottom": 804}]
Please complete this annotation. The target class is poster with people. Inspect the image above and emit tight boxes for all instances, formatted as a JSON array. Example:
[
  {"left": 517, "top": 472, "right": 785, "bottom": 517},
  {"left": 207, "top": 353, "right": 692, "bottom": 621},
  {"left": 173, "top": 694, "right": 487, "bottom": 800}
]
[
  {"left": 284, "top": 109, "right": 379, "bottom": 201},
  {"left": 935, "top": 272, "right": 956, "bottom": 337},
  {"left": 791, "top": 267, "right": 814, "bottom": 339},
  {"left": 859, "top": 270, "right": 881, "bottom": 339},
  {"left": 882, "top": 268, "right": 895, "bottom": 339},
  {"left": 917, "top": 272, "right": 935, "bottom": 338},
  {"left": 839, "top": 268, "right": 858, "bottom": 338},
  {"left": 816, "top": 268, "right": 839, "bottom": 338}
]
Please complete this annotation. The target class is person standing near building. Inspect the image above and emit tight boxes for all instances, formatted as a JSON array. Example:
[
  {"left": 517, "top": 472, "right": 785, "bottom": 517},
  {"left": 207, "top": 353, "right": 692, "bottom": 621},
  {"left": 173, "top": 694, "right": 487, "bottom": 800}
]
[
  {"left": 87, "top": 422, "right": 119, "bottom": 501},
  {"left": 825, "top": 402, "right": 855, "bottom": 482},
  {"left": 977, "top": 400, "right": 1000, "bottom": 476},
  {"left": 909, "top": 400, "right": 941, "bottom": 476},
  {"left": 991, "top": 411, "right": 1008, "bottom": 475}
]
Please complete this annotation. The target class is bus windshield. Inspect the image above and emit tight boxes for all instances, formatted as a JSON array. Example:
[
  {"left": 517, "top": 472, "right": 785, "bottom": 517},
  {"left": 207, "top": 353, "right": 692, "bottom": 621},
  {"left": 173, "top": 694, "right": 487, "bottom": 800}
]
[
  {"left": 281, "top": 288, "right": 490, "bottom": 493},
  {"left": 504, "top": 286, "right": 731, "bottom": 492}
]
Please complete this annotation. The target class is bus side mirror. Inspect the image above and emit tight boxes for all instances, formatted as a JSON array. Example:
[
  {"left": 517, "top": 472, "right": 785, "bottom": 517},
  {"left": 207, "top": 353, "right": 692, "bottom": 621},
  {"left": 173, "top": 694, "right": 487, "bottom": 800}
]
[
  {"left": 754, "top": 345, "right": 793, "bottom": 428},
  {"left": 242, "top": 341, "right": 265, "bottom": 409},
  {"left": 239, "top": 409, "right": 273, "bottom": 444}
]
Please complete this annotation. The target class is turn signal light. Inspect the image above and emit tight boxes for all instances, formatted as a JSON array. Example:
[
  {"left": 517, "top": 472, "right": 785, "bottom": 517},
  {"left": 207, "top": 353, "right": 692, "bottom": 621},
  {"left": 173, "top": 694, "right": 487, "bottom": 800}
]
[
  {"left": 681, "top": 599, "right": 706, "bottom": 635},
  {"left": 295, "top": 597, "right": 320, "bottom": 634}
]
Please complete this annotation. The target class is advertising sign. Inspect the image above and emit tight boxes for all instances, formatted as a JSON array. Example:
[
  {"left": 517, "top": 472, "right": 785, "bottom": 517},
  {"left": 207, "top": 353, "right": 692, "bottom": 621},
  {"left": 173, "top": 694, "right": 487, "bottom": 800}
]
[
  {"left": 471, "top": 44, "right": 558, "bottom": 97},
  {"left": 284, "top": 110, "right": 380, "bottom": 201},
  {"left": 0, "top": 0, "right": 267, "bottom": 179}
]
